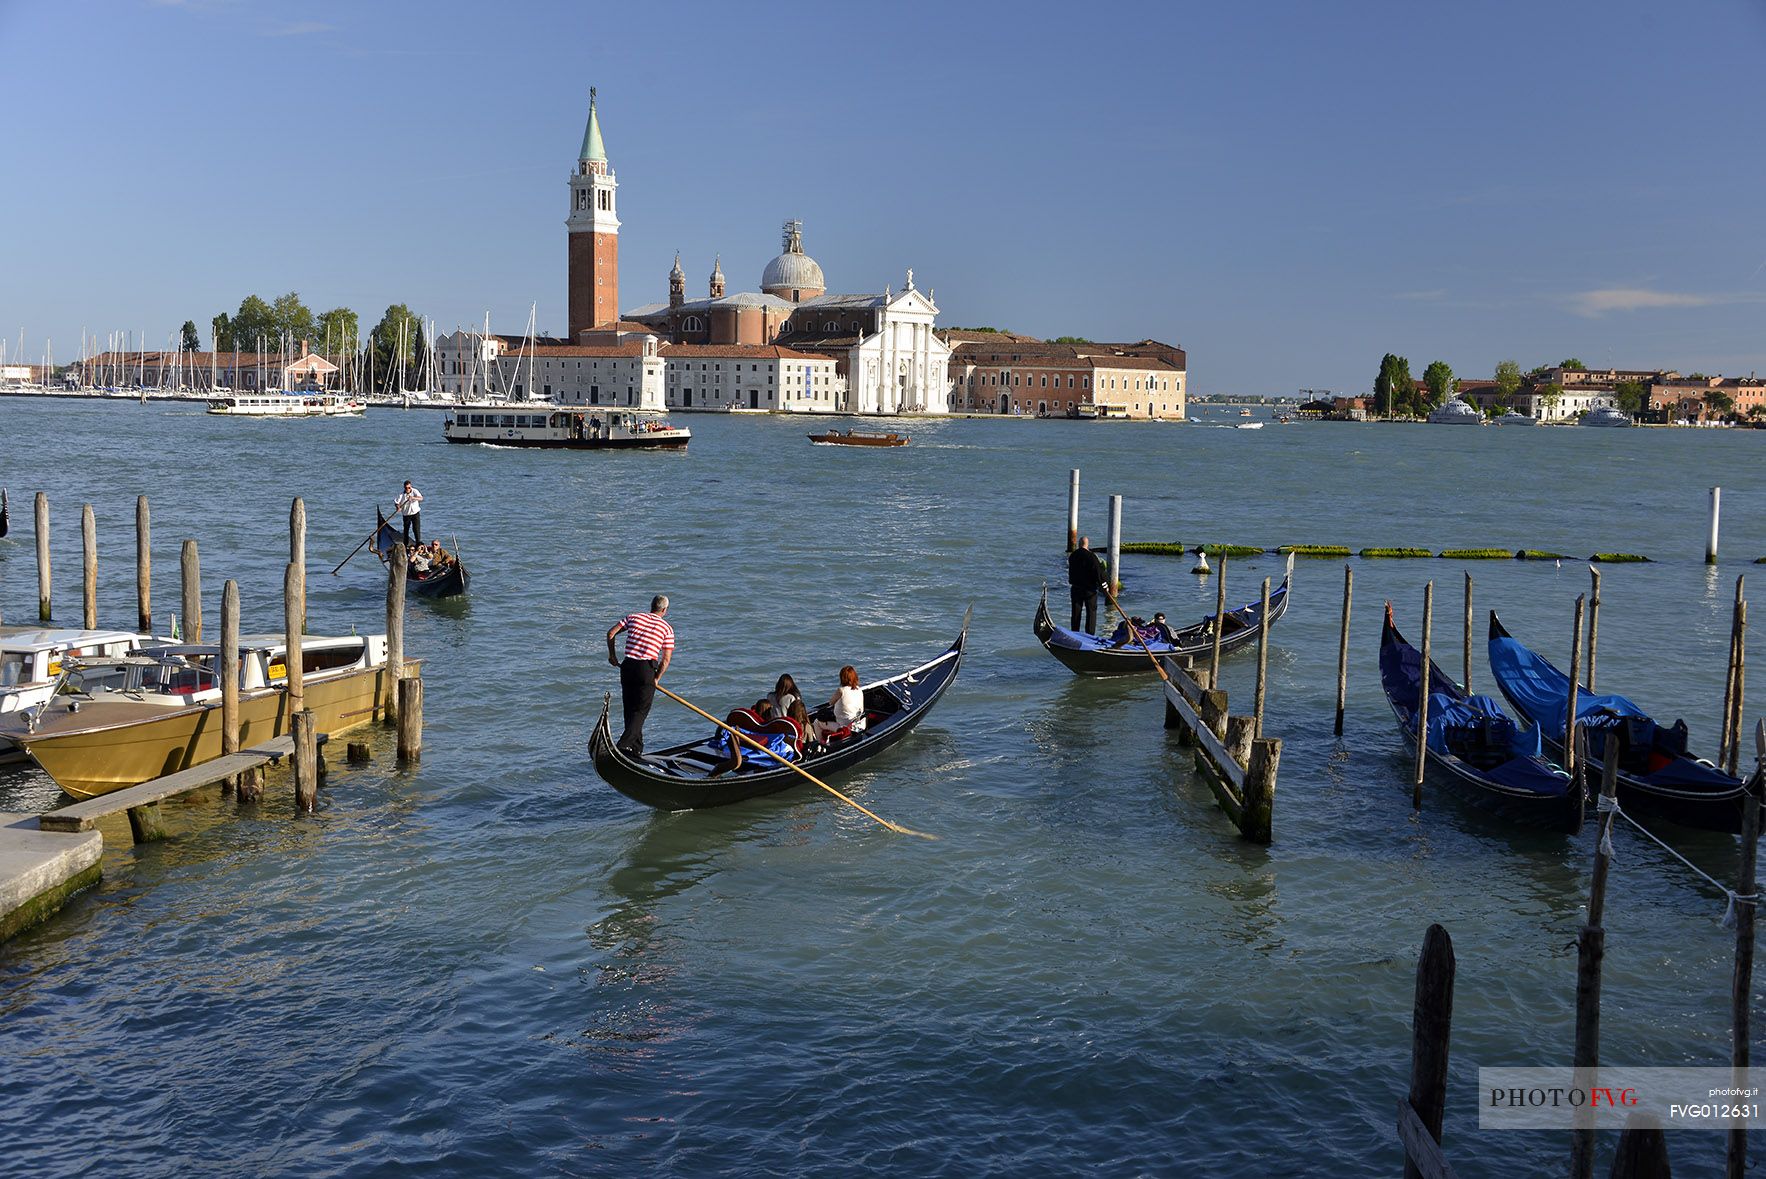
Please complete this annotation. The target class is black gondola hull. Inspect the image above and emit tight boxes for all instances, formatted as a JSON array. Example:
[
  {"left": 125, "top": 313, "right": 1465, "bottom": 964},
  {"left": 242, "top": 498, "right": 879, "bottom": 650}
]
[
  {"left": 1488, "top": 612, "right": 1747, "bottom": 834},
  {"left": 1382, "top": 608, "right": 1583, "bottom": 833},
  {"left": 590, "top": 626, "right": 966, "bottom": 811},
  {"left": 1033, "top": 580, "right": 1289, "bottom": 677}
]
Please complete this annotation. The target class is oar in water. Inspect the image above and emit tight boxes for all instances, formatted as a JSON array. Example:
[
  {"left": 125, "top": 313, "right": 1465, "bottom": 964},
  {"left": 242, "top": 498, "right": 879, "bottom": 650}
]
[
  {"left": 332, "top": 509, "right": 392, "bottom": 575},
  {"left": 650, "top": 682, "right": 937, "bottom": 840}
]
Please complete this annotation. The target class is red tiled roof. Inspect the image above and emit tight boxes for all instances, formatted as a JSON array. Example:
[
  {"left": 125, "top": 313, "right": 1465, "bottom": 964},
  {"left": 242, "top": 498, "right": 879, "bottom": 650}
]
[{"left": 659, "top": 344, "right": 830, "bottom": 360}]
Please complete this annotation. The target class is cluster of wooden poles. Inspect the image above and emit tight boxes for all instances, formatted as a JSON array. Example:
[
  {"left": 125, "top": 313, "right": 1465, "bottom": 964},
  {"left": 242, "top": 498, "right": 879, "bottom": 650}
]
[
  {"left": 16, "top": 491, "right": 423, "bottom": 813},
  {"left": 1145, "top": 555, "right": 1282, "bottom": 843}
]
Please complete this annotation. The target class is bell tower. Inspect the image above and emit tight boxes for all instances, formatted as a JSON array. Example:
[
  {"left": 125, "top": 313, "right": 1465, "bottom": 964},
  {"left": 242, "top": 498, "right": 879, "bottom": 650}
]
[
  {"left": 567, "top": 87, "right": 620, "bottom": 338},
  {"left": 709, "top": 255, "right": 726, "bottom": 299},
  {"left": 669, "top": 253, "right": 685, "bottom": 309}
]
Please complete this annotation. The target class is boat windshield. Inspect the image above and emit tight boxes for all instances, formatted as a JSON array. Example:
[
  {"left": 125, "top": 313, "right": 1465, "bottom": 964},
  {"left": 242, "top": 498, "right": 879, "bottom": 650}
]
[{"left": 0, "top": 653, "right": 27, "bottom": 687}]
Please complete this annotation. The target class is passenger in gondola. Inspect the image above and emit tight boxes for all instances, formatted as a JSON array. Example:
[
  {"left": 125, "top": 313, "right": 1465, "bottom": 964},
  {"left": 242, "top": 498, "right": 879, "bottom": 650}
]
[
  {"left": 766, "top": 674, "right": 801, "bottom": 719},
  {"left": 409, "top": 545, "right": 432, "bottom": 576},
  {"left": 812, "top": 666, "right": 868, "bottom": 743},
  {"left": 1148, "top": 613, "right": 1176, "bottom": 644}
]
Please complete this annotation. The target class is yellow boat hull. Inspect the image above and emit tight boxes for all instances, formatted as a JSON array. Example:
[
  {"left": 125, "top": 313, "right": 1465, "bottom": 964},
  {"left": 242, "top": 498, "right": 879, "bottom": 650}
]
[{"left": 19, "top": 665, "right": 395, "bottom": 800}]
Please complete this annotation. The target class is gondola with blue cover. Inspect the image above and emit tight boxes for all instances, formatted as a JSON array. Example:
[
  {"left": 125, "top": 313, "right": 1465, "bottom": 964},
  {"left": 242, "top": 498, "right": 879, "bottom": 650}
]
[
  {"left": 1380, "top": 604, "right": 1582, "bottom": 831},
  {"left": 590, "top": 616, "right": 967, "bottom": 811},
  {"left": 1487, "top": 612, "right": 1747, "bottom": 833},
  {"left": 371, "top": 509, "right": 470, "bottom": 600},
  {"left": 1033, "top": 556, "right": 1293, "bottom": 677}
]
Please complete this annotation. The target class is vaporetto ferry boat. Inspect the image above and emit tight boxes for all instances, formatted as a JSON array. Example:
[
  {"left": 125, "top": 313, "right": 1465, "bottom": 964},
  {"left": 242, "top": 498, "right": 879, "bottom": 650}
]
[
  {"left": 442, "top": 405, "right": 690, "bottom": 450},
  {"left": 206, "top": 391, "right": 365, "bottom": 417}
]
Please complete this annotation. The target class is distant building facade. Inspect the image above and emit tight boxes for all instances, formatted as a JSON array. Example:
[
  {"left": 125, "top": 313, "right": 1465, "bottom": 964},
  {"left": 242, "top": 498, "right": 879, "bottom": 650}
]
[{"left": 946, "top": 336, "right": 1187, "bottom": 419}]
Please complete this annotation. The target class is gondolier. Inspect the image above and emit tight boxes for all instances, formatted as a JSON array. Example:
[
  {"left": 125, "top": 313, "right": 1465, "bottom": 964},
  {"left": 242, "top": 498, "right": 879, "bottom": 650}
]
[
  {"left": 607, "top": 595, "right": 676, "bottom": 756},
  {"left": 394, "top": 480, "right": 423, "bottom": 545},
  {"left": 1067, "top": 536, "right": 1104, "bottom": 634}
]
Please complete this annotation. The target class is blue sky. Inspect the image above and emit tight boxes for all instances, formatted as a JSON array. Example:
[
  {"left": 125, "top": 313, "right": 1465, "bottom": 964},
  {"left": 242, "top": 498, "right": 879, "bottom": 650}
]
[{"left": 2, "top": 0, "right": 1763, "bottom": 394}]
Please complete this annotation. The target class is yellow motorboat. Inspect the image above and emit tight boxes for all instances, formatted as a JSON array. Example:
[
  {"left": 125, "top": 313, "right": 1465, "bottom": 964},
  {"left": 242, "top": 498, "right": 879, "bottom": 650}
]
[{"left": 1, "top": 634, "right": 402, "bottom": 799}]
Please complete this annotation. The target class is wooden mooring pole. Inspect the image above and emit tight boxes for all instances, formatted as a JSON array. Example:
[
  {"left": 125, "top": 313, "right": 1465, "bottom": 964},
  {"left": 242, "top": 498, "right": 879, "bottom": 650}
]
[
  {"left": 1242, "top": 738, "right": 1279, "bottom": 844},
  {"left": 397, "top": 676, "right": 423, "bottom": 764},
  {"left": 290, "top": 496, "right": 306, "bottom": 634},
  {"left": 1708, "top": 485, "right": 1722, "bottom": 566},
  {"left": 286, "top": 562, "right": 317, "bottom": 813},
  {"left": 1253, "top": 576, "right": 1271, "bottom": 737},
  {"left": 1720, "top": 580, "right": 1741, "bottom": 771},
  {"left": 135, "top": 495, "right": 151, "bottom": 633},
  {"left": 180, "top": 539, "right": 202, "bottom": 642},
  {"left": 1728, "top": 599, "right": 1747, "bottom": 779},
  {"left": 35, "top": 492, "right": 50, "bottom": 621},
  {"left": 385, "top": 544, "right": 406, "bottom": 722},
  {"left": 1611, "top": 1113, "right": 1671, "bottom": 1179},
  {"left": 1572, "top": 732, "right": 1622, "bottom": 1179},
  {"left": 1729, "top": 731, "right": 1760, "bottom": 1179},
  {"left": 1461, "top": 571, "right": 1472, "bottom": 694},
  {"left": 1586, "top": 565, "right": 1601, "bottom": 693},
  {"left": 1209, "top": 553, "right": 1228, "bottom": 687},
  {"left": 220, "top": 579, "right": 241, "bottom": 798},
  {"left": 1401, "top": 924, "right": 1455, "bottom": 1179},
  {"left": 80, "top": 504, "right": 97, "bottom": 629},
  {"left": 1414, "top": 582, "right": 1433, "bottom": 805},
  {"left": 1334, "top": 565, "right": 1351, "bottom": 736},
  {"left": 1105, "top": 494, "right": 1122, "bottom": 595},
  {"left": 1566, "top": 595, "right": 1586, "bottom": 784},
  {"left": 1066, "top": 468, "right": 1079, "bottom": 553}
]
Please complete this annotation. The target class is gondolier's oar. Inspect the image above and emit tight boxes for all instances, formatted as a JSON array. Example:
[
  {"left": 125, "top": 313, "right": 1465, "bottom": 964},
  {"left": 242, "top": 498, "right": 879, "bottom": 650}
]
[
  {"left": 331, "top": 509, "right": 391, "bottom": 575},
  {"left": 1100, "top": 580, "right": 1173, "bottom": 683},
  {"left": 651, "top": 682, "right": 937, "bottom": 840}
]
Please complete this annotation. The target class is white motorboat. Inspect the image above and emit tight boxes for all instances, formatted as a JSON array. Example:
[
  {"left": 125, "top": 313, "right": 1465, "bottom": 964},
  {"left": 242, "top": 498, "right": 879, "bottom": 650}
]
[
  {"left": 1427, "top": 397, "right": 1484, "bottom": 424},
  {"left": 0, "top": 626, "right": 150, "bottom": 761},
  {"left": 207, "top": 391, "right": 365, "bottom": 417},
  {"left": 1494, "top": 410, "right": 1536, "bottom": 425},
  {"left": 1581, "top": 406, "right": 1633, "bottom": 428}
]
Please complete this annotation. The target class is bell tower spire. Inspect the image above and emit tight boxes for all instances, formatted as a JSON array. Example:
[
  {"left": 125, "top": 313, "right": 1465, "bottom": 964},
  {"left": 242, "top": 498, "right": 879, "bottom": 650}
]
[
  {"left": 709, "top": 255, "right": 726, "bottom": 299},
  {"left": 567, "top": 86, "right": 620, "bottom": 337},
  {"left": 669, "top": 252, "right": 685, "bottom": 309}
]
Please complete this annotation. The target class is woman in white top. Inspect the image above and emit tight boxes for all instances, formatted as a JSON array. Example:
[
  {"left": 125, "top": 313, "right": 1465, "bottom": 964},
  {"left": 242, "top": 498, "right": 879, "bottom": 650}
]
[
  {"left": 765, "top": 673, "right": 801, "bottom": 720},
  {"left": 813, "top": 665, "right": 867, "bottom": 742}
]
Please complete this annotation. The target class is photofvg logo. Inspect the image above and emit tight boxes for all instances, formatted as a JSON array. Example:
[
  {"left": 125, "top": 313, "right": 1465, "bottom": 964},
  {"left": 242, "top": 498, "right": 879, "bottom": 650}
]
[{"left": 1480, "top": 1068, "right": 1765, "bottom": 1131}]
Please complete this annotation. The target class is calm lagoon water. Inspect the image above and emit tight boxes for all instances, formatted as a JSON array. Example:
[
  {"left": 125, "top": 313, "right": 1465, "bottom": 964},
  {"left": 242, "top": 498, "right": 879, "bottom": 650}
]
[{"left": 0, "top": 399, "right": 1762, "bottom": 1175}]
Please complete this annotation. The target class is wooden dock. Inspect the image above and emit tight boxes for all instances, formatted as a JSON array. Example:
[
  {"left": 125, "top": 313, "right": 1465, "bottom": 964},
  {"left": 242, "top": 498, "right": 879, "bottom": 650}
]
[{"left": 38, "top": 732, "right": 328, "bottom": 839}]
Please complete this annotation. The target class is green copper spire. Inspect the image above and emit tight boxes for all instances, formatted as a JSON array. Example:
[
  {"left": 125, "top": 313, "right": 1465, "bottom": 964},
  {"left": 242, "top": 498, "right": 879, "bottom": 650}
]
[{"left": 579, "top": 87, "right": 607, "bottom": 163}]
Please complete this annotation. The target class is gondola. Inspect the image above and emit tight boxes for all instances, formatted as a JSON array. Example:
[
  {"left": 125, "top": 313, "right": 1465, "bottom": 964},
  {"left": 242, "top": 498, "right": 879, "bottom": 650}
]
[
  {"left": 1032, "top": 556, "right": 1292, "bottom": 677},
  {"left": 371, "top": 510, "right": 470, "bottom": 600},
  {"left": 590, "top": 615, "right": 968, "bottom": 811},
  {"left": 1488, "top": 612, "right": 1747, "bottom": 833},
  {"left": 0, "top": 489, "right": 9, "bottom": 539},
  {"left": 1380, "top": 604, "right": 1583, "bottom": 832}
]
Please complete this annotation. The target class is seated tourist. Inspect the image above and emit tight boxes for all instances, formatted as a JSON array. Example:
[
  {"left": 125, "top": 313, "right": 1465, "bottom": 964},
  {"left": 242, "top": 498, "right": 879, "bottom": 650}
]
[
  {"left": 812, "top": 666, "right": 868, "bottom": 742},
  {"left": 1107, "top": 617, "right": 1143, "bottom": 647},
  {"left": 766, "top": 674, "right": 801, "bottom": 719},
  {"left": 1147, "top": 613, "right": 1176, "bottom": 644},
  {"left": 409, "top": 547, "right": 432, "bottom": 574}
]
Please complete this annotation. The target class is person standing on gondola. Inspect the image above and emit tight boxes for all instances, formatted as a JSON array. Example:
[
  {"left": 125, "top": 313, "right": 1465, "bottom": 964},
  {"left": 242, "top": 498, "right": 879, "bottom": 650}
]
[
  {"left": 1067, "top": 536, "right": 1104, "bottom": 634},
  {"left": 394, "top": 480, "right": 423, "bottom": 546},
  {"left": 606, "top": 595, "right": 676, "bottom": 756}
]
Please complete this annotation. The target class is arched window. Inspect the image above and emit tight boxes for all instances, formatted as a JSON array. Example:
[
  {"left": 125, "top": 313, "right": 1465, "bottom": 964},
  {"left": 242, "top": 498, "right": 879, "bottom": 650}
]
[{"left": 683, "top": 316, "right": 703, "bottom": 333}]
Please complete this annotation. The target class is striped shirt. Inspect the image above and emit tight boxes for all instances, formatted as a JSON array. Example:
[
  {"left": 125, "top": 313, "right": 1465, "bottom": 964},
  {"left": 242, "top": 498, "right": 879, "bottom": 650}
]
[{"left": 620, "top": 612, "right": 676, "bottom": 662}]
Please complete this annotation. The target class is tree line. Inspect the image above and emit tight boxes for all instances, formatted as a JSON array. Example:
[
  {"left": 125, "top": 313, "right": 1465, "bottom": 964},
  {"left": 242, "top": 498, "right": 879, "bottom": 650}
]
[
  {"left": 1372, "top": 355, "right": 1656, "bottom": 418},
  {"left": 186, "top": 293, "right": 428, "bottom": 392}
]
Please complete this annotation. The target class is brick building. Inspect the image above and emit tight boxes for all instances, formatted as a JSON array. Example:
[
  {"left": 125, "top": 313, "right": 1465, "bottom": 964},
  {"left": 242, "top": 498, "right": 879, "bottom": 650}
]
[{"left": 946, "top": 337, "right": 1187, "bottom": 419}]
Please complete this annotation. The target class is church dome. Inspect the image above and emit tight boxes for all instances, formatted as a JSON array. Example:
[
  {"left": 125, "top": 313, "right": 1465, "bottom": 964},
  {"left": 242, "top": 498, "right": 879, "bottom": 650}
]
[
  {"left": 760, "top": 219, "right": 825, "bottom": 299},
  {"left": 762, "top": 251, "right": 825, "bottom": 293}
]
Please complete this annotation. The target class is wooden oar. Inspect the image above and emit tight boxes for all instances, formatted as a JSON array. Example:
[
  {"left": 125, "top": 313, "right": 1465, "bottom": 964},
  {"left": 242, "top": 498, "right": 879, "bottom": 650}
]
[
  {"left": 1100, "top": 580, "right": 1173, "bottom": 683},
  {"left": 650, "top": 682, "right": 937, "bottom": 840},
  {"left": 331, "top": 509, "right": 391, "bottom": 575}
]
